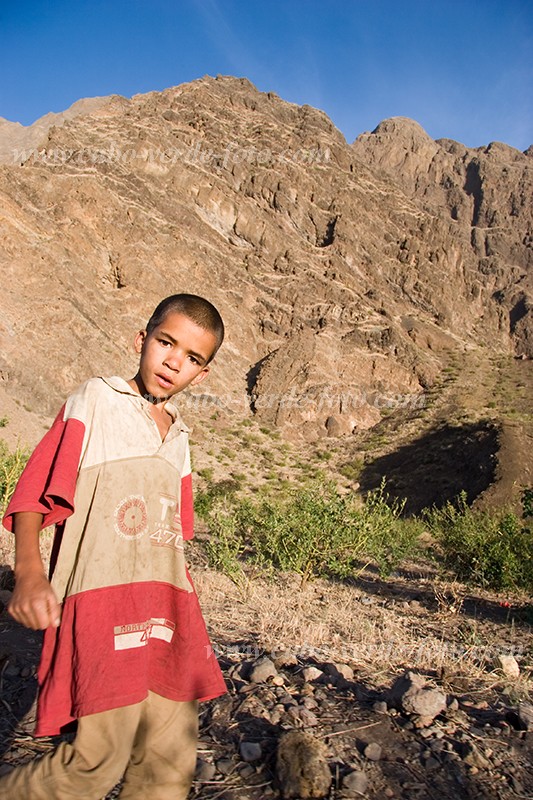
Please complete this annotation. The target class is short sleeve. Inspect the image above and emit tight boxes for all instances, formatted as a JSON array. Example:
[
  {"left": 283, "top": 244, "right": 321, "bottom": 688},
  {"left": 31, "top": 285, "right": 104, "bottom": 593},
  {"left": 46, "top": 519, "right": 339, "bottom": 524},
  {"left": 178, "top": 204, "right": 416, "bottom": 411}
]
[{"left": 2, "top": 404, "right": 85, "bottom": 532}]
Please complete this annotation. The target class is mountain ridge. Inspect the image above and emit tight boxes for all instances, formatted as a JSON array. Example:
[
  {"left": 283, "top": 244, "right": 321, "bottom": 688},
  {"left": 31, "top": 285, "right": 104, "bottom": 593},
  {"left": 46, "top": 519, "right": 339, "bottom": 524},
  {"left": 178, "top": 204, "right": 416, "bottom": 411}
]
[{"left": 0, "top": 75, "right": 531, "bottom": 505}]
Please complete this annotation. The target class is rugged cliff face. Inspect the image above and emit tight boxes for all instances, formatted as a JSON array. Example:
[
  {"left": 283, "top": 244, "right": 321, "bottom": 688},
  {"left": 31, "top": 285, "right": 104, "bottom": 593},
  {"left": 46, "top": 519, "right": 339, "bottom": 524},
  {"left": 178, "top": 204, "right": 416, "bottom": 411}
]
[
  {"left": 352, "top": 118, "right": 533, "bottom": 360},
  {"left": 0, "top": 76, "right": 531, "bottom": 444}
]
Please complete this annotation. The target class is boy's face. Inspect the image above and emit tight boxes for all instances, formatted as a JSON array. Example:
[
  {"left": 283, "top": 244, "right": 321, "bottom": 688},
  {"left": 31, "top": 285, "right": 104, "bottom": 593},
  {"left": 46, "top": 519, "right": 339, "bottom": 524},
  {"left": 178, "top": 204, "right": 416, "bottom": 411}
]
[{"left": 133, "top": 311, "right": 216, "bottom": 401}]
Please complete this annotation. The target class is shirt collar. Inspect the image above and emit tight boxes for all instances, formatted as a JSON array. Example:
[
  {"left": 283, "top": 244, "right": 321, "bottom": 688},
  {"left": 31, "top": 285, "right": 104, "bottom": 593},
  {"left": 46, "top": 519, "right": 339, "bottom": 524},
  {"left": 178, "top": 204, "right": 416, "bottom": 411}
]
[{"left": 100, "top": 376, "right": 190, "bottom": 432}]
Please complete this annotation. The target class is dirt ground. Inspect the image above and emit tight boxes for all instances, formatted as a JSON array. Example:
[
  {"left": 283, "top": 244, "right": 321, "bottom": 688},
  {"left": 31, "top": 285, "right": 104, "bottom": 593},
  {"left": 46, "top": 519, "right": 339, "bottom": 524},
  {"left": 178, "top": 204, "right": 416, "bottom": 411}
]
[{"left": 0, "top": 559, "right": 532, "bottom": 799}]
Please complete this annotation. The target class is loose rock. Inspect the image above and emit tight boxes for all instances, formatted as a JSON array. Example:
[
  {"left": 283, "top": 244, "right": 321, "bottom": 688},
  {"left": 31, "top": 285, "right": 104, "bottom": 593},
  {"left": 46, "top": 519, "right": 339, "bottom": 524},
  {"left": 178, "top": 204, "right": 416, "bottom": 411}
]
[
  {"left": 216, "top": 758, "right": 234, "bottom": 776},
  {"left": 302, "top": 666, "right": 323, "bottom": 682},
  {"left": 342, "top": 769, "right": 369, "bottom": 796},
  {"left": 517, "top": 701, "right": 533, "bottom": 731},
  {"left": 239, "top": 763, "right": 256, "bottom": 779},
  {"left": 495, "top": 653, "right": 520, "bottom": 679},
  {"left": 389, "top": 671, "right": 447, "bottom": 726},
  {"left": 276, "top": 731, "right": 331, "bottom": 799},
  {"left": 195, "top": 758, "right": 217, "bottom": 781},
  {"left": 459, "top": 742, "right": 491, "bottom": 769},
  {"left": 324, "top": 662, "right": 354, "bottom": 681},
  {"left": 299, "top": 707, "right": 319, "bottom": 727},
  {"left": 363, "top": 742, "right": 382, "bottom": 761},
  {"left": 270, "top": 703, "right": 286, "bottom": 725},
  {"left": 250, "top": 656, "right": 278, "bottom": 683},
  {"left": 240, "top": 741, "right": 262, "bottom": 762},
  {"left": 273, "top": 649, "right": 299, "bottom": 668}
]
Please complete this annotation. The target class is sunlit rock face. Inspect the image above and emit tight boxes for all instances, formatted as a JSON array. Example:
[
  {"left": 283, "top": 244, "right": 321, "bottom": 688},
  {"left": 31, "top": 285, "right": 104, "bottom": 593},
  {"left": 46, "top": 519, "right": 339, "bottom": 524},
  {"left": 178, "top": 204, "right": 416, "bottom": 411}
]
[{"left": 0, "top": 77, "right": 531, "bottom": 439}]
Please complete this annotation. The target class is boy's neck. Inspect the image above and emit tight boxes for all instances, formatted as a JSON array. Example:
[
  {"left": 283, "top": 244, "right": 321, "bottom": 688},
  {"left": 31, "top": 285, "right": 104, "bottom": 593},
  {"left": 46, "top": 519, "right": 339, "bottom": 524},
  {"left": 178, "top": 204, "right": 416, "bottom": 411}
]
[{"left": 128, "top": 376, "right": 168, "bottom": 406}]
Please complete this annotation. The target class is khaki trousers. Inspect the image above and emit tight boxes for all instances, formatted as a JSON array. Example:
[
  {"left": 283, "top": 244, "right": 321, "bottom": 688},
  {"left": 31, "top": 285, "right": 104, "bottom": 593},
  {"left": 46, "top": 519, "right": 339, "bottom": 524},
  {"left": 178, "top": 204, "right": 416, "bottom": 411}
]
[{"left": 0, "top": 692, "right": 198, "bottom": 800}]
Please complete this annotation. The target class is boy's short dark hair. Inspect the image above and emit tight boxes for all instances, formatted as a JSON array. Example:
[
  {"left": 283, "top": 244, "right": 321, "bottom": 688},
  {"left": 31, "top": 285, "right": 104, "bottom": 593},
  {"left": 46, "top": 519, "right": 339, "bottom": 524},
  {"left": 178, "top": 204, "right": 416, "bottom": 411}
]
[{"left": 146, "top": 294, "right": 224, "bottom": 362}]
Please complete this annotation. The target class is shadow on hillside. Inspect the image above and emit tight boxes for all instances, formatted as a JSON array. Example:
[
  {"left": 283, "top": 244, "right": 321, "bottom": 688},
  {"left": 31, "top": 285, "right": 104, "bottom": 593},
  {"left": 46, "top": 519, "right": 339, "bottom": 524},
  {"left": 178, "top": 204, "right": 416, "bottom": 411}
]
[
  {"left": 348, "top": 568, "right": 532, "bottom": 627},
  {"left": 358, "top": 420, "right": 499, "bottom": 515}
]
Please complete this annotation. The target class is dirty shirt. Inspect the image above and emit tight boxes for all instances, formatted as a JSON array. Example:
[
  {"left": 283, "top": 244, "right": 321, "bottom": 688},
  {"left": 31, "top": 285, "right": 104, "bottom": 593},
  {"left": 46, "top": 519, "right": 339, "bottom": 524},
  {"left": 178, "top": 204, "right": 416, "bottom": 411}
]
[{"left": 3, "top": 377, "right": 226, "bottom": 735}]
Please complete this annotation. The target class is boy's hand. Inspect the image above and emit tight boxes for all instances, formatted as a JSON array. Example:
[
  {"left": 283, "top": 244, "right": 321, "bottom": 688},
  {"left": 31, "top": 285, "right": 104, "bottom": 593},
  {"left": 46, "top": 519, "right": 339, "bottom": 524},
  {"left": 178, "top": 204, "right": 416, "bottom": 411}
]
[
  {"left": 8, "top": 573, "right": 61, "bottom": 630},
  {"left": 9, "top": 511, "right": 60, "bottom": 630}
]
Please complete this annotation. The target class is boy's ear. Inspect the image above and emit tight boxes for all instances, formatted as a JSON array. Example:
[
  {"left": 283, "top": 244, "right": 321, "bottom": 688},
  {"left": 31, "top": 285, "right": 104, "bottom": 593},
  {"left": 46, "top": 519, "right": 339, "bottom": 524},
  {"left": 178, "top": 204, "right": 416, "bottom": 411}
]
[
  {"left": 190, "top": 367, "right": 210, "bottom": 387},
  {"left": 134, "top": 330, "right": 147, "bottom": 354}
]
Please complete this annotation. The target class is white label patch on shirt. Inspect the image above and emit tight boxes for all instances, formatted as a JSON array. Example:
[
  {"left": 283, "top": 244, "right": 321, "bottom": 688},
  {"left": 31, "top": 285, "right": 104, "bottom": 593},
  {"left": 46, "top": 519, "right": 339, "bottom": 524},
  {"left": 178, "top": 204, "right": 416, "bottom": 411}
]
[{"left": 113, "top": 618, "right": 176, "bottom": 650}]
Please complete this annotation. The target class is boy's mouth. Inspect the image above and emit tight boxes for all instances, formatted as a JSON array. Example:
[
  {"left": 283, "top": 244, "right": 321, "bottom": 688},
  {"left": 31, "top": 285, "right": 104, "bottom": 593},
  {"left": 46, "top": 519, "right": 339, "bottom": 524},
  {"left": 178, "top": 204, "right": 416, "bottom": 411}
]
[{"left": 155, "top": 374, "right": 174, "bottom": 390}]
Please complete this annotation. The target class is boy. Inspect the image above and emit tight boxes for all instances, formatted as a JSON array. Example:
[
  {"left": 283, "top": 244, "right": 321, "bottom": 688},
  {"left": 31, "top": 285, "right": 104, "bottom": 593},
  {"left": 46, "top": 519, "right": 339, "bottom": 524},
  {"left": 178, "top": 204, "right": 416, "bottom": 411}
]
[{"left": 1, "top": 294, "right": 227, "bottom": 799}]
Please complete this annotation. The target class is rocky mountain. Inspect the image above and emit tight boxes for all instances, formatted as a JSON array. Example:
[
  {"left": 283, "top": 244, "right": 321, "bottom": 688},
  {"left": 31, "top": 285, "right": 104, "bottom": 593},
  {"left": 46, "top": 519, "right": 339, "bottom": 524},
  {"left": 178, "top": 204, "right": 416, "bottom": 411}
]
[
  {"left": 0, "top": 96, "right": 115, "bottom": 165},
  {"left": 0, "top": 76, "right": 531, "bottom": 455}
]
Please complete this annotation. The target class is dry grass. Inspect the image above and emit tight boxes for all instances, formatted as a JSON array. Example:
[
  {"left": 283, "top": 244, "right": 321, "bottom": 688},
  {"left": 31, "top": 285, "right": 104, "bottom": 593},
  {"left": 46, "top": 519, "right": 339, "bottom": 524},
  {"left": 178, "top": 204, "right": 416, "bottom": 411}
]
[
  {"left": 193, "top": 564, "right": 533, "bottom": 700},
  {"left": 0, "top": 528, "right": 54, "bottom": 575}
]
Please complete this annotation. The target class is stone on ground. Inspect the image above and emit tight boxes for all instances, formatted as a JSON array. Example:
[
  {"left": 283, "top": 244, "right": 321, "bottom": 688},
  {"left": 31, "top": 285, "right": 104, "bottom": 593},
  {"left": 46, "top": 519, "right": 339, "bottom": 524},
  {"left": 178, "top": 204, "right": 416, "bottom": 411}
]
[{"left": 276, "top": 730, "right": 331, "bottom": 799}]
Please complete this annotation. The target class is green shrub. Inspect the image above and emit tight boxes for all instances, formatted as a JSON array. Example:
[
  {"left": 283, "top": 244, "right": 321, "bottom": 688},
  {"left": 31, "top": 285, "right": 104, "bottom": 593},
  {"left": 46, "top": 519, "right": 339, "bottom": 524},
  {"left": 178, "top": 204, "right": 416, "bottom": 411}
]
[
  {"left": 315, "top": 449, "right": 333, "bottom": 461},
  {"left": 357, "top": 483, "right": 422, "bottom": 576},
  {"left": 201, "top": 479, "right": 420, "bottom": 584},
  {"left": 0, "top": 441, "right": 30, "bottom": 518},
  {"left": 339, "top": 460, "right": 363, "bottom": 481},
  {"left": 194, "top": 478, "right": 241, "bottom": 520},
  {"left": 424, "top": 492, "right": 533, "bottom": 591},
  {"left": 522, "top": 487, "right": 533, "bottom": 519},
  {"left": 204, "top": 500, "right": 246, "bottom": 585},
  {"left": 219, "top": 446, "right": 235, "bottom": 460}
]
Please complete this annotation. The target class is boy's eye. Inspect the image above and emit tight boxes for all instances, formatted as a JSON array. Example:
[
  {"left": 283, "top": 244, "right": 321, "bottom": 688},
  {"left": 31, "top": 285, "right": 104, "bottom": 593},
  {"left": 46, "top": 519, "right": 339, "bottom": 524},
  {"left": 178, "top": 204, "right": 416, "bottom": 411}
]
[{"left": 159, "top": 339, "right": 172, "bottom": 347}]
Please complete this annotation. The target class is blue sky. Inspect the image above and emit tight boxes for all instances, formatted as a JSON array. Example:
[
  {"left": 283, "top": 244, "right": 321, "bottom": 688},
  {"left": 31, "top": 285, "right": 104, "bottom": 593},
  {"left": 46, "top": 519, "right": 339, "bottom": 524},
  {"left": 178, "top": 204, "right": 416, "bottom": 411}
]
[{"left": 1, "top": 0, "right": 531, "bottom": 150}]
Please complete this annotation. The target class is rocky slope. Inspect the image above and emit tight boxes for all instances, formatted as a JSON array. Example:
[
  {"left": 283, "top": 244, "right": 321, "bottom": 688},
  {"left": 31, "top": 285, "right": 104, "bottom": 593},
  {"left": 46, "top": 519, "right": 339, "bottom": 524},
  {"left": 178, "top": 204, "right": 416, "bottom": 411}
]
[{"left": 0, "top": 76, "right": 531, "bottom": 493}]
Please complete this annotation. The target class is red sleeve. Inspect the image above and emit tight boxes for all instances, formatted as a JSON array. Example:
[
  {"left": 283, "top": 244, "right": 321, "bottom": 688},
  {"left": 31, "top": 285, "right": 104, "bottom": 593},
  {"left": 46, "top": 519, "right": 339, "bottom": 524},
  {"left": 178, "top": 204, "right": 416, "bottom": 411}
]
[
  {"left": 2, "top": 404, "right": 85, "bottom": 532},
  {"left": 180, "top": 472, "right": 194, "bottom": 540}
]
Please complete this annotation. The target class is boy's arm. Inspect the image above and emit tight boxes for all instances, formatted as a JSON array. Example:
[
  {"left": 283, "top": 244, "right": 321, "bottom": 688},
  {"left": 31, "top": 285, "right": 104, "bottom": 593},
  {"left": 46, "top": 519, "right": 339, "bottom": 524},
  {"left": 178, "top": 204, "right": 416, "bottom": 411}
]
[{"left": 8, "top": 512, "right": 61, "bottom": 630}]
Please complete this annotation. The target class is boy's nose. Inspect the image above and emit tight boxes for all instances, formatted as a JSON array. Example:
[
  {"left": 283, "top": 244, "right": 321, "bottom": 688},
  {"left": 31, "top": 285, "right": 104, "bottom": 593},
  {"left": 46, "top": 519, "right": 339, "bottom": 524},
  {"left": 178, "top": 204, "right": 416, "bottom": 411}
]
[{"left": 164, "top": 352, "right": 183, "bottom": 371}]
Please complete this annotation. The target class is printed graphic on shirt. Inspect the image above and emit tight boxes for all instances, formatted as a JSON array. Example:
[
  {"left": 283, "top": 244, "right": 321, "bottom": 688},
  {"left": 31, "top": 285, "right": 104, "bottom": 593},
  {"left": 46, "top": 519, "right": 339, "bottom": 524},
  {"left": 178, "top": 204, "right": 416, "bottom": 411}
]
[
  {"left": 149, "top": 493, "right": 184, "bottom": 550},
  {"left": 113, "top": 617, "right": 176, "bottom": 650},
  {"left": 114, "top": 495, "right": 148, "bottom": 540}
]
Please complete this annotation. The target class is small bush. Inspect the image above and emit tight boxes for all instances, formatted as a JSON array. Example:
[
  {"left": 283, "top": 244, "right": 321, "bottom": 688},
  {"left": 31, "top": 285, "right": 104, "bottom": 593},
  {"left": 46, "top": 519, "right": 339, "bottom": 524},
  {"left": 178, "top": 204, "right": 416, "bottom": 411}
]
[
  {"left": 0, "top": 441, "right": 30, "bottom": 518},
  {"left": 204, "top": 500, "right": 246, "bottom": 585},
  {"left": 424, "top": 492, "right": 533, "bottom": 591},
  {"left": 522, "top": 487, "right": 533, "bottom": 519},
  {"left": 315, "top": 449, "right": 333, "bottom": 461},
  {"left": 357, "top": 484, "right": 422, "bottom": 576},
  {"left": 220, "top": 446, "right": 235, "bottom": 459},
  {"left": 201, "top": 479, "right": 420, "bottom": 584},
  {"left": 339, "top": 460, "right": 363, "bottom": 481},
  {"left": 194, "top": 479, "right": 241, "bottom": 520}
]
